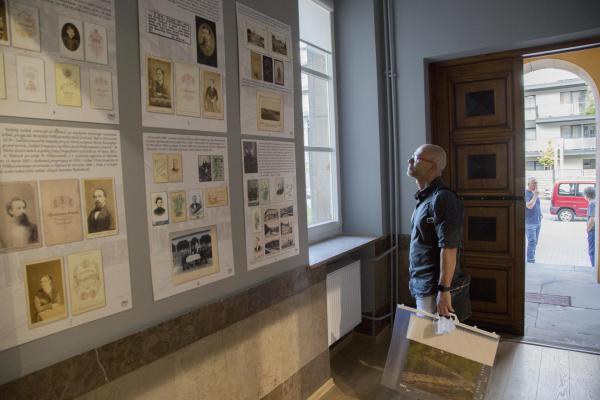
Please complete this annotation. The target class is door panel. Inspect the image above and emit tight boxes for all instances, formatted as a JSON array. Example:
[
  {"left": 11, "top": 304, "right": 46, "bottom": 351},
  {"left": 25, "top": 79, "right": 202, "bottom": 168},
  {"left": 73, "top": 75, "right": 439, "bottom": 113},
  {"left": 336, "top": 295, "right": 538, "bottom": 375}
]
[{"left": 431, "top": 57, "right": 525, "bottom": 335}]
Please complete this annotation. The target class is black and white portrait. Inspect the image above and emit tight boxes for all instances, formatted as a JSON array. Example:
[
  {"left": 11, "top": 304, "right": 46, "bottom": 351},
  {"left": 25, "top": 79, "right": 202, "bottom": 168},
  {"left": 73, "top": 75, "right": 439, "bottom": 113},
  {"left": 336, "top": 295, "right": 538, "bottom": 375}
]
[
  {"left": 262, "top": 55, "right": 273, "bottom": 83},
  {"left": 84, "top": 178, "right": 118, "bottom": 238},
  {"left": 274, "top": 59, "right": 284, "bottom": 86},
  {"left": 61, "top": 22, "right": 80, "bottom": 51},
  {"left": 187, "top": 189, "right": 204, "bottom": 219},
  {"left": 0, "top": 181, "right": 41, "bottom": 253},
  {"left": 146, "top": 55, "right": 173, "bottom": 113},
  {"left": 151, "top": 191, "right": 169, "bottom": 226},
  {"left": 198, "top": 155, "right": 212, "bottom": 182},
  {"left": 243, "top": 141, "right": 258, "bottom": 174},
  {"left": 170, "top": 226, "right": 219, "bottom": 285},
  {"left": 247, "top": 179, "right": 259, "bottom": 207},
  {"left": 195, "top": 16, "right": 217, "bottom": 67}
]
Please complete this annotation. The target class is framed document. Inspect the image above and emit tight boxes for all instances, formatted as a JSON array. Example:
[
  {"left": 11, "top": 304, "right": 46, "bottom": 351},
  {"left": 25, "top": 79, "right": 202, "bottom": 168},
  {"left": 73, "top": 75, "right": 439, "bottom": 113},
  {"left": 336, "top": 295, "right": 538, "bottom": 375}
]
[
  {"left": 16, "top": 55, "right": 46, "bottom": 103},
  {"left": 67, "top": 249, "right": 106, "bottom": 315}
]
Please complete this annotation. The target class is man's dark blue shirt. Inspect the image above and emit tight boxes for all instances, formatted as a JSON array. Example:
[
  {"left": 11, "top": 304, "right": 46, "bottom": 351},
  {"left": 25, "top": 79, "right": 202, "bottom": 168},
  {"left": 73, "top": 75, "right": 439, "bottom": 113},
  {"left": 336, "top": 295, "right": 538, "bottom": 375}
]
[{"left": 409, "top": 177, "right": 466, "bottom": 297}]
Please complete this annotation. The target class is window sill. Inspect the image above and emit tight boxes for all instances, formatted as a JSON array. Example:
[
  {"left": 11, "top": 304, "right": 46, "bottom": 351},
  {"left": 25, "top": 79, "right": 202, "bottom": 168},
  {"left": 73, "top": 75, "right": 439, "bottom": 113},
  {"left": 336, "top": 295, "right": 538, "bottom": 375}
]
[{"left": 308, "top": 234, "right": 380, "bottom": 270}]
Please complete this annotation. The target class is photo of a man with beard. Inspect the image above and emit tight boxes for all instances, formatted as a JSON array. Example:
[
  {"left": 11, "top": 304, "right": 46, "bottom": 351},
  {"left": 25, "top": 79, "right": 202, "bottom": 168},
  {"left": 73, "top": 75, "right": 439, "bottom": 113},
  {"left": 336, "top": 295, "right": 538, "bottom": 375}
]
[
  {"left": 0, "top": 181, "right": 42, "bottom": 253},
  {"left": 84, "top": 178, "right": 118, "bottom": 238}
]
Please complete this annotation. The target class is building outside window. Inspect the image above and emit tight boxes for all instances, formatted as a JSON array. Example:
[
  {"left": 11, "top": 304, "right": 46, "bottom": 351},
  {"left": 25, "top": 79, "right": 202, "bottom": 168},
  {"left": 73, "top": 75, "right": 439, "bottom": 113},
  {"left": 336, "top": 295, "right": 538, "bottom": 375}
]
[
  {"left": 298, "top": 0, "right": 341, "bottom": 242},
  {"left": 583, "top": 159, "right": 596, "bottom": 170}
]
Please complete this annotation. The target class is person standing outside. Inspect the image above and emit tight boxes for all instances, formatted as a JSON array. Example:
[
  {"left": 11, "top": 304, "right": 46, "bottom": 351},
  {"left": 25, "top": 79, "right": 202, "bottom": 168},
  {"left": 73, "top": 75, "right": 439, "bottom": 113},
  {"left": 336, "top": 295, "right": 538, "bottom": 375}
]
[
  {"left": 583, "top": 186, "right": 595, "bottom": 267},
  {"left": 525, "top": 177, "right": 542, "bottom": 263},
  {"left": 407, "top": 144, "right": 470, "bottom": 319}
]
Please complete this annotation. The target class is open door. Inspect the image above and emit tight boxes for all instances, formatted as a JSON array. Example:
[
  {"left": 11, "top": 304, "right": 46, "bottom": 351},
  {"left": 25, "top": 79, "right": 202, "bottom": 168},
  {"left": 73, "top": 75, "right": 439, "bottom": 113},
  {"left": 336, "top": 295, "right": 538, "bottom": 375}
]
[{"left": 430, "top": 56, "right": 525, "bottom": 335}]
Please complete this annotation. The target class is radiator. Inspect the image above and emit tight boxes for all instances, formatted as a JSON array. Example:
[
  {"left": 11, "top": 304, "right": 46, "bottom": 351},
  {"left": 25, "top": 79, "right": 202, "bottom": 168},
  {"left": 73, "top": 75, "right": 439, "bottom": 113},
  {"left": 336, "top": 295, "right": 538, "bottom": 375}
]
[{"left": 326, "top": 261, "right": 362, "bottom": 346}]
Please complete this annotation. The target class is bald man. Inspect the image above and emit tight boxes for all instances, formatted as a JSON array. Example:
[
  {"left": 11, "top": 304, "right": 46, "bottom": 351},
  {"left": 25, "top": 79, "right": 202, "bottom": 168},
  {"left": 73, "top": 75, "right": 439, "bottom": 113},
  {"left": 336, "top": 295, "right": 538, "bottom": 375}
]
[{"left": 407, "top": 144, "right": 471, "bottom": 319}]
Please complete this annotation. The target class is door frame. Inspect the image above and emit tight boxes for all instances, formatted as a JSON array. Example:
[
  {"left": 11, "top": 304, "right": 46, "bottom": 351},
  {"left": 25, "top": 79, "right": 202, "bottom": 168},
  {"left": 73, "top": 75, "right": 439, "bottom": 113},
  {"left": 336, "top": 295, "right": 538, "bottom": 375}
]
[{"left": 428, "top": 35, "right": 600, "bottom": 335}]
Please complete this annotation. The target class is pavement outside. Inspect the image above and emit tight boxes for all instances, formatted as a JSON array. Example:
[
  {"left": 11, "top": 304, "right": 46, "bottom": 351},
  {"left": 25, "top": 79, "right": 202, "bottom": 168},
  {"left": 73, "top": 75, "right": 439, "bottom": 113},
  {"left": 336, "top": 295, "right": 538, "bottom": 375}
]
[{"left": 525, "top": 199, "right": 600, "bottom": 351}]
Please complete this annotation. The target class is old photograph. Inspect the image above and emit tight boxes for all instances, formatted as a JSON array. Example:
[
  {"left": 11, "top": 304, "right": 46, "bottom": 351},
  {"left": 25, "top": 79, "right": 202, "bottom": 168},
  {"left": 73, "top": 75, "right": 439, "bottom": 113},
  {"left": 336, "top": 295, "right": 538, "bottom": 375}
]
[
  {"left": 58, "top": 16, "right": 83, "bottom": 61},
  {"left": 55, "top": 62, "right": 82, "bottom": 107},
  {"left": 265, "top": 239, "right": 280, "bottom": 255},
  {"left": 187, "top": 189, "right": 204, "bottom": 219},
  {"left": 251, "top": 51, "right": 262, "bottom": 80},
  {"left": 284, "top": 178, "right": 294, "bottom": 201},
  {"left": 170, "top": 226, "right": 220, "bottom": 285},
  {"left": 169, "top": 190, "right": 187, "bottom": 223},
  {"left": 211, "top": 155, "right": 224, "bottom": 181},
  {"left": 175, "top": 62, "right": 201, "bottom": 117},
  {"left": 0, "top": 0, "right": 10, "bottom": 46},
  {"left": 264, "top": 219, "right": 279, "bottom": 238},
  {"left": 244, "top": 20, "right": 267, "bottom": 52},
  {"left": 24, "top": 257, "right": 67, "bottom": 328},
  {"left": 0, "top": 181, "right": 41, "bottom": 253},
  {"left": 280, "top": 218, "right": 293, "bottom": 236},
  {"left": 263, "top": 207, "right": 279, "bottom": 224},
  {"left": 281, "top": 234, "right": 294, "bottom": 250},
  {"left": 67, "top": 249, "right": 106, "bottom": 315},
  {"left": 83, "top": 178, "right": 118, "bottom": 239},
  {"left": 0, "top": 52, "right": 5, "bottom": 99},
  {"left": 196, "top": 16, "right": 217, "bottom": 68},
  {"left": 252, "top": 234, "right": 263, "bottom": 259},
  {"left": 280, "top": 204, "right": 294, "bottom": 218},
  {"left": 247, "top": 179, "right": 259, "bottom": 207},
  {"left": 167, "top": 153, "right": 183, "bottom": 182},
  {"left": 259, "top": 178, "right": 270, "bottom": 203},
  {"left": 10, "top": 2, "right": 40, "bottom": 52},
  {"left": 40, "top": 179, "right": 83, "bottom": 246},
  {"left": 146, "top": 55, "right": 173, "bottom": 113},
  {"left": 251, "top": 207, "right": 261, "bottom": 233},
  {"left": 262, "top": 55, "right": 273, "bottom": 83},
  {"left": 150, "top": 191, "right": 169, "bottom": 226},
  {"left": 84, "top": 22, "right": 108, "bottom": 64},
  {"left": 243, "top": 141, "right": 258, "bottom": 174},
  {"left": 257, "top": 92, "right": 284, "bottom": 132},
  {"left": 198, "top": 155, "right": 212, "bottom": 182},
  {"left": 205, "top": 186, "right": 228, "bottom": 207},
  {"left": 271, "top": 31, "right": 290, "bottom": 60},
  {"left": 17, "top": 55, "right": 46, "bottom": 103},
  {"left": 153, "top": 153, "right": 169, "bottom": 183},
  {"left": 272, "top": 177, "right": 284, "bottom": 202},
  {"left": 89, "top": 69, "right": 113, "bottom": 110},
  {"left": 274, "top": 59, "right": 284, "bottom": 86},
  {"left": 202, "top": 70, "right": 223, "bottom": 120}
]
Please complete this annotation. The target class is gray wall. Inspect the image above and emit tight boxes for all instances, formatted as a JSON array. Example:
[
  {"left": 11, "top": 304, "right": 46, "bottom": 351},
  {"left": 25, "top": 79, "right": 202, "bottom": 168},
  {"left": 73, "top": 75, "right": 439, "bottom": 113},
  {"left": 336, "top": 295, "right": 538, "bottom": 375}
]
[
  {"left": 0, "top": 0, "right": 307, "bottom": 384},
  {"left": 336, "top": 0, "right": 386, "bottom": 237},
  {"left": 395, "top": 0, "right": 600, "bottom": 233}
]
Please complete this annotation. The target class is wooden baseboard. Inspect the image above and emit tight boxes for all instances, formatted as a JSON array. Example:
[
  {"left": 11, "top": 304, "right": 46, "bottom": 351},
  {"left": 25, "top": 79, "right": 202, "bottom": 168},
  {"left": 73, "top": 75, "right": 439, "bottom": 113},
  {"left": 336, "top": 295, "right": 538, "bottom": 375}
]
[{"left": 307, "top": 378, "right": 335, "bottom": 400}]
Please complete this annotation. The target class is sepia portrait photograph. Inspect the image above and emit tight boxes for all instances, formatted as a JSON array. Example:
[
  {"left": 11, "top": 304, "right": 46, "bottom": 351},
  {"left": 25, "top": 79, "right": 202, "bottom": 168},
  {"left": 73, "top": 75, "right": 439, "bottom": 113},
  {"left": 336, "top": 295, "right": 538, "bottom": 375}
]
[
  {"left": 274, "top": 59, "right": 284, "bottom": 86},
  {"left": 202, "top": 70, "right": 223, "bottom": 120},
  {"left": 17, "top": 55, "right": 46, "bottom": 103},
  {"left": 40, "top": 179, "right": 83, "bottom": 246},
  {"left": 252, "top": 234, "right": 263, "bottom": 259},
  {"left": 262, "top": 55, "right": 273, "bottom": 83},
  {"left": 187, "top": 189, "right": 204, "bottom": 220},
  {"left": 244, "top": 20, "right": 267, "bottom": 52},
  {"left": 0, "top": 0, "right": 10, "bottom": 46},
  {"left": 67, "top": 249, "right": 106, "bottom": 315},
  {"left": 0, "top": 181, "right": 41, "bottom": 253},
  {"left": 211, "top": 155, "right": 224, "bottom": 181},
  {"left": 150, "top": 191, "right": 169, "bottom": 226},
  {"left": 195, "top": 16, "right": 217, "bottom": 68},
  {"left": 205, "top": 186, "right": 228, "bottom": 208},
  {"left": 146, "top": 55, "right": 173, "bottom": 113},
  {"left": 170, "top": 225, "right": 220, "bottom": 285},
  {"left": 272, "top": 176, "right": 284, "bottom": 202},
  {"left": 259, "top": 178, "right": 270, "bottom": 203},
  {"left": 243, "top": 141, "right": 258, "bottom": 174},
  {"left": 175, "top": 62, "right": 201, "bottom": 117},
  {"left": 257, "top": 92, "right": 284, "bottom": 132},
  {"left": 271, "top": 31, "right": 290, "bottom": 61},
  {"left": 89, "top": 69, "right": 113, "bottom": 110},
  {"left": 198, "top": 155, "right": 212, "bottom": 182},
  {"left": 251, "top": 207, "right": 261, "bottom": 233},
  {"left": 84, "top": 22, "right": 108, "bottom": 65},
  {"left": 265, "top": 239, "right": 280, "bottom": 255},
  {"left": 153, "top": 153, "right": 169, "bottom": 183},
  {"left": 169, "top": 190, "right": 187, "bottom": 223},
  {"left": 55, "top": 62, "right": 82, "bottom": 107},
  {"left": 24, "top": 257, "right": 67, "bottom": 328},
  {"left": 251, "top": 51, "right": 262, "bottom": 80},
  {"left": 167, "top": 153, "right": 183, "bottom": 182},
  {"left": 247, "top": 179, "right": 259, "bottom": 207},
  {"left": 83, "top": 178, "right": 118, "bottom": 239},
  {"left": 10, "top": 2, "right": 40, "bottom": 52},
  {"left": 58, "top": 16, "right": 83, "bottom": 61}
]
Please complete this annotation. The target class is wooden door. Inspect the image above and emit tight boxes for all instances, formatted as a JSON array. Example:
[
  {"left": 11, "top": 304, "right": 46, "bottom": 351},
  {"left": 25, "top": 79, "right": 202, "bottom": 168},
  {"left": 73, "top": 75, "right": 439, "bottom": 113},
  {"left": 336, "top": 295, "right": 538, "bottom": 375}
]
[{"left": 430, "top": 56, "right": 525, "bottom": 335}]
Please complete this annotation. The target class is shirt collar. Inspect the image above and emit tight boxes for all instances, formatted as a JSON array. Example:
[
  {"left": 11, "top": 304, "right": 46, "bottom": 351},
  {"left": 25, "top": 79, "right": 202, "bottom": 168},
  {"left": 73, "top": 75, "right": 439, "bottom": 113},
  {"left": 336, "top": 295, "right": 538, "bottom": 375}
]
[{"left": 414, "top": 177, "right": 444, "bottom": 201}]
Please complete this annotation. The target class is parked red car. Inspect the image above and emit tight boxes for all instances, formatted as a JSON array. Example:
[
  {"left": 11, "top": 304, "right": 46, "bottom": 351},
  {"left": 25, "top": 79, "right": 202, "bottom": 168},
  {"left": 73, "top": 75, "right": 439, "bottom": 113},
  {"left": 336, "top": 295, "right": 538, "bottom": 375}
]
[{"left": 549, "top": 180, "right": 595, "bottom": 221}]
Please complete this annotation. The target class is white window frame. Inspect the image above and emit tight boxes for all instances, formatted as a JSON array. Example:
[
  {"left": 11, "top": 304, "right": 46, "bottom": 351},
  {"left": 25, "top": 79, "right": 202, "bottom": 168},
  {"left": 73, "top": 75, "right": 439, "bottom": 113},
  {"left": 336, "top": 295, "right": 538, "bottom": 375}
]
[{"left": 299, "top": 0, "right": 342, "bottom": 244}]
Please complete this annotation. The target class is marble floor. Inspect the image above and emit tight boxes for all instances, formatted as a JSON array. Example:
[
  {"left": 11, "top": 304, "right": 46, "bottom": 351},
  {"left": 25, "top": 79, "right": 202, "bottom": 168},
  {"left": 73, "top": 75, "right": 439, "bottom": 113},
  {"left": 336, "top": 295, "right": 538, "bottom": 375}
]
[{"left": 322, "top": 331, "right": 600, "bottom": 400}]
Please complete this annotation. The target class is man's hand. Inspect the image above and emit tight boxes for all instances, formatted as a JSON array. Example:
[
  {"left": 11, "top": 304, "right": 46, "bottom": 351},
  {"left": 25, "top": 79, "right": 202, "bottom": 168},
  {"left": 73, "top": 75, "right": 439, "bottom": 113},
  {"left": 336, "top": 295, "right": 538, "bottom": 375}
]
[{"left": 436, "top": 291, "right": 454, "bottom": 316}]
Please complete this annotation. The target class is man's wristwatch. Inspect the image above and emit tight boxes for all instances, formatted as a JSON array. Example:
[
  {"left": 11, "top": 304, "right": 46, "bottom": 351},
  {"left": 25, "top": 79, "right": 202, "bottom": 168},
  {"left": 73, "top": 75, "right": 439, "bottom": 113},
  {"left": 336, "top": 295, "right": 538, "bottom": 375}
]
[{"left": 436, "top": 284, "right": 451, "bottom": 293}]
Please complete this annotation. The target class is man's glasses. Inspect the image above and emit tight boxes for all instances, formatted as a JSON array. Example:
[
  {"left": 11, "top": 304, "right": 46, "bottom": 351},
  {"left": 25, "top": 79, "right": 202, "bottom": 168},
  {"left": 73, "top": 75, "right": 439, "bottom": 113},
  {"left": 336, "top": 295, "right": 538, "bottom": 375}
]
[{"left": 410, "top": 154, "right": 435, "bottom": 164}]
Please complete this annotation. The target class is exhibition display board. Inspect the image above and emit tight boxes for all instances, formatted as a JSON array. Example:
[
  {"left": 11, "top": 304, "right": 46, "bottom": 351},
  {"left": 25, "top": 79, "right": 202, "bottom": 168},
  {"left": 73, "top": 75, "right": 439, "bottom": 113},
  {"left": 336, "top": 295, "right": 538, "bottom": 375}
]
[
  {"left": 0, "top": 124, "right": 132, "bottom": 351},
  {"left": 0, "top": 0, "right": 119, "bottom": 123},
  {"left": 138, "top": 0, "right": 227, "bottom": 132}
]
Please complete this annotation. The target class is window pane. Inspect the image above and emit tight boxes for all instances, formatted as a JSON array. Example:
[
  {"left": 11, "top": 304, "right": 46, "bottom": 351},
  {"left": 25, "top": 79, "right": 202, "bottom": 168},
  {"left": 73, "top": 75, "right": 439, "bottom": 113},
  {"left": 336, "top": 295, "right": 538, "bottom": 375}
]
[
  {"left": 525, "top": 128, "right": 536, "bottom": 140},
  {"left": 577, "top": 182, "right": 595, "bottom": 195},
  {"left": 302, "top": 72, "right": 332, "bottom": 147},
  {"left": 299, "top": 0, "right": 331, "bottom": 52},
  {"left": 300, "top": 42, "right": 330, "bottom": 75},
  {"left": 584, "top": 124, "right": 596, "bottom": 137},
  {"left": 305, "top": 151, "right": 335, "bottom": 226}
]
